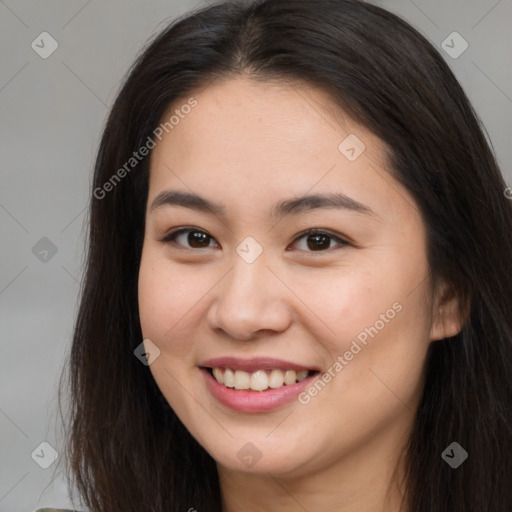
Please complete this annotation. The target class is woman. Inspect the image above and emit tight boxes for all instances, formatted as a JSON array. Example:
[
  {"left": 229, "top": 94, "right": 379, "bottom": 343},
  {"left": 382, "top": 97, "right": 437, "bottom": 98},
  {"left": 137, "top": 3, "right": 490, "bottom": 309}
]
[{"left": 47, "top": 0, "right": 512, "bottom": 511}]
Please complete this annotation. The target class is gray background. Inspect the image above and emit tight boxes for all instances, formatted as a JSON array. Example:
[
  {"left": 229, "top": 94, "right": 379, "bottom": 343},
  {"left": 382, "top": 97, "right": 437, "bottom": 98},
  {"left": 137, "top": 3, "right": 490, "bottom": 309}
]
[{"left": 1, "top": 1, "right": 511, "bottom": 511}]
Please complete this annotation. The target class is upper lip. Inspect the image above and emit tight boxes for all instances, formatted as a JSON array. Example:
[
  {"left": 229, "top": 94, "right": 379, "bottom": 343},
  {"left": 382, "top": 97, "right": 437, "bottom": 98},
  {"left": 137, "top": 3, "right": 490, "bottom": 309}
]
[{"left": 199, "top": 356, "right": 320, "bottom": 373}]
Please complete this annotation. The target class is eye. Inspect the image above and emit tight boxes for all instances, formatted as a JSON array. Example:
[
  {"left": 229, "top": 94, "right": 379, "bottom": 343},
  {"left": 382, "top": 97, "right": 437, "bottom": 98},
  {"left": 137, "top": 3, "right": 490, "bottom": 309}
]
[
  {"left": 159, "top": 227, "right": 349, "bottom": 253},
  {"left": 289, "top": 228, "right": 350, "bottom": 253},
  {"left": 159, "top": 227, "right": 219, "bottom": 249}
]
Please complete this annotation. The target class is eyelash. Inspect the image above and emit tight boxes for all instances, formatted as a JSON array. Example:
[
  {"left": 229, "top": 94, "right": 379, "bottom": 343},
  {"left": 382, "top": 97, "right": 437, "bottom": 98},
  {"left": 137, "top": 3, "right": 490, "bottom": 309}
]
[{"left": 158, "top": 227, "right": 350, "bottom": 254}]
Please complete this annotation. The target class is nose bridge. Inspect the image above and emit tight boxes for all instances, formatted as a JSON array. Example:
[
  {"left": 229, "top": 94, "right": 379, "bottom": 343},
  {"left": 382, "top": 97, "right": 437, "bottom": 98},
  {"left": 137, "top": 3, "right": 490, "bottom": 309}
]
[
  {"left": 223, "top": 246, "right": 271, "bottom": 310},
  {"left": 207, "top": 244, "right": 291, "bottom": 338}
]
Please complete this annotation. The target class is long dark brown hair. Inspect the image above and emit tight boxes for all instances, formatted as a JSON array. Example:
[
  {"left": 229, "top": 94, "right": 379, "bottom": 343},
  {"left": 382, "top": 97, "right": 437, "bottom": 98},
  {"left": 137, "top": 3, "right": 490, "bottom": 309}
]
[{"left": 54, "top": 0, "right": 512, "bottom": 510}]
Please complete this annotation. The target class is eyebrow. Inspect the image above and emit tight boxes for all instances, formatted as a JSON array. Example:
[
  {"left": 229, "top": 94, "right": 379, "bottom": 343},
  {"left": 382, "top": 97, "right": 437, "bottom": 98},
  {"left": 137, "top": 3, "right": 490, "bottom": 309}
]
[{"left": 149, "top": 190, "right": 377, "bottom": 219}]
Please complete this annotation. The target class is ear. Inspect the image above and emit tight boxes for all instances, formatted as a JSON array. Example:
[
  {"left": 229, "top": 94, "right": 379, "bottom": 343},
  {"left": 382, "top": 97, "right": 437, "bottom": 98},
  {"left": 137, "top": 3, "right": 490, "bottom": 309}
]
[{"left": 429, "top": 280, "right": 469, "bottom": 341}]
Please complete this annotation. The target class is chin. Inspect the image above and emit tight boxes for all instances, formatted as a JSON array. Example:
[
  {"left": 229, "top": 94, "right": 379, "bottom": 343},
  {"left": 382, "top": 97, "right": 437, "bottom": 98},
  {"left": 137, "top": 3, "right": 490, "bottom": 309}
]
[{"left": 206, "top": 438, "right": 317, "bottom": 477}]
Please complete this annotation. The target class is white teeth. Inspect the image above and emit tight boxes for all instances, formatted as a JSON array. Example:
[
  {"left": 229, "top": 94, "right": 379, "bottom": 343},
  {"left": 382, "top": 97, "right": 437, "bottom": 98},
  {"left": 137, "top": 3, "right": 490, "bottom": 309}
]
[
  {"left": 234, "top": 370, "right": 250, "bottom": 390},
  {"left": 296, "top": 370, "right": 309, "bottom": 381},
  {"left": 268, "top": 369, "right": 284, "bottom": 388},
  {"left": 213, "top": 367, "right": 224, "bottom": 384},
  {"left": 223, "top": 368, "right": 235, "bottom": 388},
  {"left": 211, "top": 367, "right": 312, "bottom": 391},
  {"left": 284, "top": 370, "right": 297, "bottom": 385},
  {"left": 250, "top": 370, "right": 269, "bottom": 391}
]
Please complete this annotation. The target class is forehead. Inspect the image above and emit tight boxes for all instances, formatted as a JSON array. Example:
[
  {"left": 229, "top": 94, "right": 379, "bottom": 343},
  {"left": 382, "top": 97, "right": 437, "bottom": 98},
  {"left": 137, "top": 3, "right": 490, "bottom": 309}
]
[
  {"left": 153, "top": 76, "right": 386, "bottom": 160},
  {"left": 147, "top": 76, "right": 414, "bottom": 224},
  {"left": 159, "top": 77, "right": 384, "bottom": 152}
]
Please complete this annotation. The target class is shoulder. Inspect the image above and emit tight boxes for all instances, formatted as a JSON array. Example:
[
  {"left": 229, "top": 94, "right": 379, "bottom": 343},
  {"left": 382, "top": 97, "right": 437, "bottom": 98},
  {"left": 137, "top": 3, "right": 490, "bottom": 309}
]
[{"left": 34, "top": 508, "right": 78, "bottom": 512}]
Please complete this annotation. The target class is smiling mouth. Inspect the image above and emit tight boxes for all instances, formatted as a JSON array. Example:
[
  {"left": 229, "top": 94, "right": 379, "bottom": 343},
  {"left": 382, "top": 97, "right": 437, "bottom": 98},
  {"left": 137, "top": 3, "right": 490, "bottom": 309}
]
[{"left": 202, "top": 366, "right": 320, "bottom": 392}]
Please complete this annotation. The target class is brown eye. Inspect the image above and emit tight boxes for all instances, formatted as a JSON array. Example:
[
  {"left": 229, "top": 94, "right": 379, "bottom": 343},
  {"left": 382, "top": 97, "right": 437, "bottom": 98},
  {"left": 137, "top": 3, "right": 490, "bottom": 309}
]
[
  {"left": 160, "top": 228, "right": 218, "bottom": 249},
  {"left": 291, "top": 229, "right": 349, "bottom": 252},
  {"left": 160, "top": 227, "right": 349, "bottom": 253}
]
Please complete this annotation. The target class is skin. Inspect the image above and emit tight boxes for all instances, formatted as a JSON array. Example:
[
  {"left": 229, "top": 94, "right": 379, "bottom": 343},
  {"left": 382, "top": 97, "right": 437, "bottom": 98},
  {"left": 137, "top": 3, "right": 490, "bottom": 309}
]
[{"left": 137, "top": 76, "right": 464, "bottom": 512}]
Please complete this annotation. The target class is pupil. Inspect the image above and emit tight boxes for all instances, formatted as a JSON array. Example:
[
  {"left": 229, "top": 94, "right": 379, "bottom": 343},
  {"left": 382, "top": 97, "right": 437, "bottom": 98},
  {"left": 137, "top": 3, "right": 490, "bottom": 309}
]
[
  {"left": 189, "top": 231, "right": 209, "bottom": 248},
  {"left": 307, "top": 234, "right": 330, "bottom": 251}
]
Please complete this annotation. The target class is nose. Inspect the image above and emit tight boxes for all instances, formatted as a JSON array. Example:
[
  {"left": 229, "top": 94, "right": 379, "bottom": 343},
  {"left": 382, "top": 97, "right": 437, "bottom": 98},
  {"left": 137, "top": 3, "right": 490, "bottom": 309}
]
[{"left": 206, "top": 252, "right": 293, "bottom": 341}]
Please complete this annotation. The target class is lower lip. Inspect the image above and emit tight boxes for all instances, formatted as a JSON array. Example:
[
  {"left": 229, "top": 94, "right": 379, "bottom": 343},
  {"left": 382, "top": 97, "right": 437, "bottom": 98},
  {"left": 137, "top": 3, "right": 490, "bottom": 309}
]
[{"left": 201, "top": 368, "right": 318, "bottom": 413}]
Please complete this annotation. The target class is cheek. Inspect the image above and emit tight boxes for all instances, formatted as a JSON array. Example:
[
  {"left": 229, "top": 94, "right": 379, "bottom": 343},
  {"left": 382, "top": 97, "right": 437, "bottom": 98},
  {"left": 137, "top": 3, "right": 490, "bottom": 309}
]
[
  {"left": 138, "top": 258, "right": 169, "bottom": 339},
  {"left": 288, "top": 263, "right": 400, "bottom": 355},
  {"left": 138, "top": 247, "right": 215, "bottom": 361},
  {"left": 296, "top": 254, "right": 432, "bottom": 393},
  {"left": 319, "top": 285, "right": 431, "bottom": 422},
  {"left": 138, "top": 249, "right": 184, "bottom": 344},
  {"left": 137, "top": 250, "right": 204, "bottom": 415}
]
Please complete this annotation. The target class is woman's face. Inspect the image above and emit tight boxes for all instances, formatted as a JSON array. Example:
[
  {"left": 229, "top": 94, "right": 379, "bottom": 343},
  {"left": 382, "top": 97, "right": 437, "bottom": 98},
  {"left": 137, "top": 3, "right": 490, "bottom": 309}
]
[{"left": 138, "top": 77, "right": 456, "bottom": 478}]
